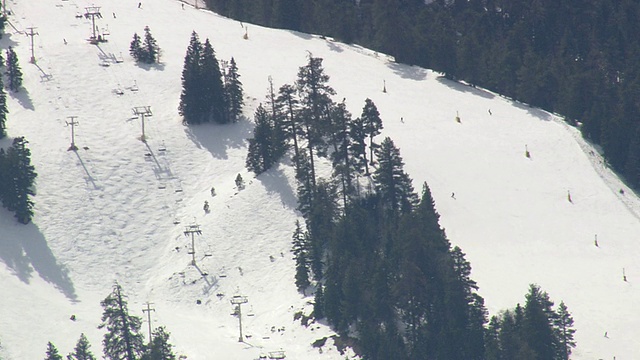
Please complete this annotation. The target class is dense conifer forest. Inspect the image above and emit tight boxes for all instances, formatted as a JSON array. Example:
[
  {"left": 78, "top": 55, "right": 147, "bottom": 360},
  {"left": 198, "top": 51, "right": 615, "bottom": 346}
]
[
  {"left": 243, "top": 52, "right": 576, "bottom": 359},
  {"left": 206, "top": 0, "right": 640, "bottom": 190}
]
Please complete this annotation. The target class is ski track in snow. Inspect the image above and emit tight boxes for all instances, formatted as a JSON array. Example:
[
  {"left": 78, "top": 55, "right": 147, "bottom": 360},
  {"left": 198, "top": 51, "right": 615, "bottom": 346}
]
[{"left": 0, "top": 0, "right": 638, "bottom": 359}]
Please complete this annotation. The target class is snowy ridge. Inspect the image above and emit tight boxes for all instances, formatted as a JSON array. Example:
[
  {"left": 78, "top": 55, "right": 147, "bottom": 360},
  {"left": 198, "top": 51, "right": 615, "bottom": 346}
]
[{"left": 0, "top": 0, "right": 638, "bottom": 359}]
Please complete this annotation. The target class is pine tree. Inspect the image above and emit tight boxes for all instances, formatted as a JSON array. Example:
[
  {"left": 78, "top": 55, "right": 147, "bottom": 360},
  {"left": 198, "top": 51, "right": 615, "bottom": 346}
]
[
  {"left": 264, "top": 78, "right": 288, "bottom": 162},
  {"left": 313, "top": 285, "right": 325, "bottom": 319},
  {"left": 330, "top": 101, "right": 357, "bottom": 209},
  {"left": 372, "top": 137, "right": 418, "bottom": 217},
  {"left": 246, "top": 105, "right": 275, "bottom": 175},
  {"left": 276, "top": 84, "right": 301, "bottom": 164},
  {"left": 0, "top": 76, "right": 8, "bottom": 139},
  {"left": 142, "top": 26, "right": 160, "bottom": 63},
  {"left": 129, "top": 33, "right": 143, "bottom": 62},
  {"left": 224, "top": 57, "right": 244, "bottom": 122},
  {"left": 294, "top": 151, "right": 314, "bottom": 220},
  {"left": 360, "top": 98, "right": 383, "bottom": 168},
  {"left": 523, "top": 284, "right": 558, "bottom": 360},
  {"left": 484, "top": 316, "right": 501, "bottom": 360},
  {"left": 179, "top": 32, "right": 204, "bottom": 124},
  {"left": 295, "top": 54, "right": 336, "bottom": 189},
  {"left": 141, "top": 327, "right": 175, "bottom": 360},
  {"left": 67, "top": 333, "right": 96, "bottom": 360},
  {"left": 554, "top": 301, "right": 576, "bottom": 360},
  {"left": 45, "top": 342, "right": 63, "bottom": 360},
  {"left": 99, "top": 283, "right": 146, "bottom": 360},
  {"left": 201, "top": 39, "right": 227, "bottom": 124},
  {"left": 6, "top": 47, "right": 22, "bottom": 92},
  {"left": 348, "top": 116, "right": 367, "bottom": 175},
  {"left": 306, "top": 179, "right": 338, "bottom": 281},
  {"left": 291, "top": 220, "right": 311, "bottom": 293},
  {"left": 0, "top": 137, "right": 37, "bottom": 224}
]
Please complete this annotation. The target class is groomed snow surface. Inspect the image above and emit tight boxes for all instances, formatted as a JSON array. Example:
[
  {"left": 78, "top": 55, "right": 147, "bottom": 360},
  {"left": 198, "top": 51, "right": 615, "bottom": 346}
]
[{"left": 0, "top": 0, "right": 638, "bottom": 358}]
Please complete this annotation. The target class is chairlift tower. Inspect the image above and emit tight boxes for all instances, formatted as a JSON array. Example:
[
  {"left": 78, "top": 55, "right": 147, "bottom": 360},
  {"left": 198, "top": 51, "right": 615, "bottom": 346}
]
[
  {"left": 142, "top": 302, "right": 155, "bottom": 343},
  {"left": 66, "top": 116, "right": 79, "bottom": 151},
  {"left": 230, "top": 295, "right": 248, "bottom": 342},
  {"left": 84, "top": 6, "right": 102, "bottom": 42},
  {"left": 25, "top": 27, "right": 38, "bottom": 63},
  {"left": 132, "top": 106, "right": 152, "bottom": 142},
  {"left": 183, "top": 224, "right": 202, "bottom": 265}
]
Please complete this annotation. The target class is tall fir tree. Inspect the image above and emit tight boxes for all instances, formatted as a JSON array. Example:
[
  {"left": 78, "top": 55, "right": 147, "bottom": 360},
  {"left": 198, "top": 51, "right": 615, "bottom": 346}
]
[
  {"left": 224, "top": 57, "right": 244, "bottom": 122},
  {"left": 295, "top": 55, "right": 336, "bottom": 189},
  {"left": 554, "top": 301, "right": 576, "bottom": 360},
  {"left": 201, "top": 39, "right": 227, "bottom": 124},
  {"left": 141, "top": 327, "right": 176, "bottom": 360},
  {"left": 0, "top": 137, "right": 37, "bottom": 224},
  {"left": 142, "top": 26, "right": 160, "bottom": 63},
  {"left": 277, "top": 84, "right": 302, "bottom": 165},
  {"left": 313, "top": 285, "right": 325, "bottom": 319},
  {"left": 294, "top": 150, "right": 314, "bottom": 219},
  {"left": 348, "top": 116, "right": 367, "bottom": 176},
  {"left": 328, "top": 100, "right": 355, "bottom": 209},
  {"left": 179, "top": 32, "right": 204, "bottom": 124},
  {"left": 45, "top": 342, "right": 63, "bottom": 360},
  {"left": 129, "top": 33, "right": 143, "bottom": 62},
  {"left": 291, "top": 220, "right": 311, "bottom": 293},
  {"left": 67, "top": 333, "right": 96, "bottom": 360},
  {"left": 6, "top": 46, "right": 22, "bottom": 92},
  {"left": 360, "top": 98, "right": 383, "bottom": 168},
  {"left": 263, "top": 78, "right": 288, "bottom": 161},
  {"left": 372, "top": 137, "right": 418, "bottom": 218},
  {"left": 0, "top": 75, "right": 8, "bottom": 139},
  {"left": 98, "top": 283, "right": 146, "bottom": 360},
  {"left": 306, "top": 179, "right": 338, "bottom": 281},
  {"left": 246, "top": 104, "right": 275, "bottom": 175},
  {"left": 523, "top": 284, "right": 558, "bottom": 360}
]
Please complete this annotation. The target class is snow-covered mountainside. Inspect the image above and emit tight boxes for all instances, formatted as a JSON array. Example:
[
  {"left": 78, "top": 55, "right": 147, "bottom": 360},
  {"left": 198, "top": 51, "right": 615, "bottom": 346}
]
[{"left": 0, "top": 0, "right": 638, "bottom": 358}]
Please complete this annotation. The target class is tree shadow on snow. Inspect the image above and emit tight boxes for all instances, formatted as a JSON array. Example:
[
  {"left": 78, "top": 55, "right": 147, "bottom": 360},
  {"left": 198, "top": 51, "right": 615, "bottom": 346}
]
[
  {"left": 0, "top": 31, "right": 21, "bottom": 50},
  {"left": 506, "top": 99, "right": 554, "bottom": 121},
  {"left": 256, "top": 163, "right": 298, "bottom": 210},
  {"left": 436, "top": 76, "right": 495, "bottom": 100},
  {"left": 324, "top": 38, "right": 344, "bottom": 54},
  {"left": 9, "top": 87, "right": 35, "bottom": 110},
  {"left": 386, "top": 62, "right": 428, "bottom": 81},
  {"left": 183, "top": 117, "right": 252, "bottom": 160},
  {"left": 136, "top": 61, "right": 166, "bottom": 72},
  {"left": 0, "top": 213, "right": 77, "bottom": 301}
]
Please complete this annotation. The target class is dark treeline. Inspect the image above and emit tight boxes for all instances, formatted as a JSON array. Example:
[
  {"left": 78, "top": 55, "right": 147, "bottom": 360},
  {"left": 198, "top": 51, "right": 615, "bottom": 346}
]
[
  {"left": 245, "top": 54, "right": 576, "bottom": 359},
  {"left": 207, "top": 0, "right": 640, "bottom": 189}
]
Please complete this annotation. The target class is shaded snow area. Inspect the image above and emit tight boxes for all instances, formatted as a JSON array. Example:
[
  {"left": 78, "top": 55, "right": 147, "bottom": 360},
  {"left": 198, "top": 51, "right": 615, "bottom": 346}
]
[{"left": 0, "top": 0, "right": 638, "bottom": 358}]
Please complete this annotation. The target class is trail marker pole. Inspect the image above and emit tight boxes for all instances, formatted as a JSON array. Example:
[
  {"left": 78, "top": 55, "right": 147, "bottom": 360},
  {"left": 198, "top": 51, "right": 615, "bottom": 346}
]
[
  {"left": 66, "top": 116, "right": 79, "bottom": 151},
  {"left": 230, "top": 295, "right": 248, "bottom": 342}
]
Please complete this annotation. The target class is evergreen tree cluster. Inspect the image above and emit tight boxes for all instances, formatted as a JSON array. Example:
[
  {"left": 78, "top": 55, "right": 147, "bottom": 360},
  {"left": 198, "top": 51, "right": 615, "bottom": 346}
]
[
  {"left": 205, "top": 0, "right": 640, "bottom": 189},
  {"left": 0, "top": 137, "right": 37, "bottom": 224},
  {"left": 179, "top": 32, "right": 243, "bottom": 125},
  {"left": 485, "top": 285, "right": 576, "bottom": 360},
  {"left": 243, "top": 54, "right": 576, "bottom": 359},
  {"left": 129, "top": 26, "right": 161, "bottom": 64},
  {"left": 44, "top": 283, "right": 177, "bottom": 360},
  {"left": 5, "top": 46, "right": 22, "bottom": 92}
]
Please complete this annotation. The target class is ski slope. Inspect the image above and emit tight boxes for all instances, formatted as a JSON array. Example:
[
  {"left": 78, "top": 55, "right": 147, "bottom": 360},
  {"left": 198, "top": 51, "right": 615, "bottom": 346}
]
[{"left": 0, "top": 0, "right": 638, "bottom": 358}]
